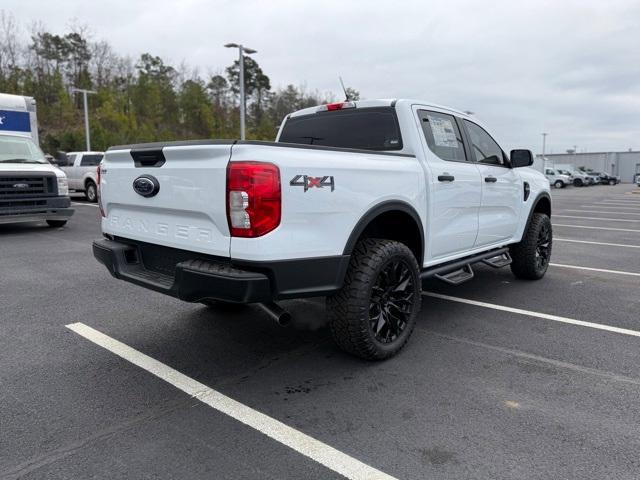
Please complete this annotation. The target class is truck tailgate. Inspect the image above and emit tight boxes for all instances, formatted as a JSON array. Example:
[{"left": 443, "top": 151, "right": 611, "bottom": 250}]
[{"left": 100, "top": 141, "right": 233, "bottom": 257}]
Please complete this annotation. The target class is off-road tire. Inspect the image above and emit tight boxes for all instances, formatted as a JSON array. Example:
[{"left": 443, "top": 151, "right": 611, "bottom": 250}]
[
  {"left": 85, "top": 181, "right": 97, "bottom": 202},
  {"left": 46, "top": 220, "right": 67, "bottom": 228},
  {"left": 327, "top": 239, "right": 421, "bottom": 360},
  {"left": 510, "top": 213, "right": 552, "bottom": 280}
]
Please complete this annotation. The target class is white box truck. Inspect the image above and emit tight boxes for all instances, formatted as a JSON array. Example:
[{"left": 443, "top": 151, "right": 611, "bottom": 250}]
[
  {"left": 0, "top": 93, "right": 73, "bottom": 227},
  {"left": 0, "top": 93, "right": 39, "bottom": 144}
]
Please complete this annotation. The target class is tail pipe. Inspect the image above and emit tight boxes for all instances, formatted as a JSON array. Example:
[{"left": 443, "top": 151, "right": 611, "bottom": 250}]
[{"left": 257, "top": 302, "right": 292, "bottom": 327}]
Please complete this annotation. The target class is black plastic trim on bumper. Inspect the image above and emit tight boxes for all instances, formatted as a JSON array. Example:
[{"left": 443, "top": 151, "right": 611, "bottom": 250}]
[
  {"left": 0, "top": 196, "right": 73, "bottom": 224},
  {"left": 93, "top": 237, "right": 350, "bottom": 304}
]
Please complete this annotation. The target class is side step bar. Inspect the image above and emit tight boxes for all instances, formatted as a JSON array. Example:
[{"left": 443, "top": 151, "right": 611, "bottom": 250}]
[
  {"left": 434, "top": 264, "right": 474, "bottom": 285},
  {"left": 482, "top": 251, "right": 512, "bottom": 269},
  {"left": 421, "top": 247, "right": 511, "bottom": 286}
]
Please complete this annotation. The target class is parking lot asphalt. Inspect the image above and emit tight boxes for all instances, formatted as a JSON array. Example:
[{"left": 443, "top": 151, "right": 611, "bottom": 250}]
[{"left": 1, "top": 185, "right": 640, "bottom": 480}]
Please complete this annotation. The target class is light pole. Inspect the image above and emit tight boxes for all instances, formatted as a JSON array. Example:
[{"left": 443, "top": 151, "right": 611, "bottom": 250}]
[
  {"left": 224, "top": 43, "right": 257, "bottom": 140},
  {"left": 71, "top": 87, "right": 97, "bottom": 151},
  {"left": 541, "top": 132, "right": 548, "bottom": 157}
]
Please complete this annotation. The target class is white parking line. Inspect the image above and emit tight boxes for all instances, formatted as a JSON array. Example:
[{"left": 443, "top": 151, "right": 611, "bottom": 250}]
[
  {"left": 550, "top": 263, "right": 640, "bottom": 277},
  {"left": 554, "top": 215, "right": 640, "bottom": 223},
  {"left": 592, "top": 203, "right": 640, "bottom": 208},
  {"left": 561, "top": 209, "right": 640, "bottom": 216},
  {"left": 600, "top": 202, "right": 640, "bottom": 208},
  {"left": 553, "top": 223, "right": 640, "bottom": 233},
  {"left": 581, "top": 205, "right": 640, "bottom": 210},
  {"left": 65, "top": 322, "right": 397, "bottom": 480},
  {"left": 423, "top": 293, "right": 640, "bottom": 338},
  {"left": 555, "top": 238, "right": 640, "bottom": 249}
]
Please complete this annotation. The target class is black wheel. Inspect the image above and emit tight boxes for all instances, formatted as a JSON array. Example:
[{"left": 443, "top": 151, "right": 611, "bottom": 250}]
[
  {"left": 553, "top": 180, "right": 564, "bottom": 189},
  {"left": 509, "top": 213, "right": 552, "bottom": 280},
  {"left": 573, "top": 178, "right": 583, "bottom": 187},
  {"left": 85, "top": 181, "right": 97, "bottom": 202},
  {"left": 609, "top": 179, "right": 615, "bottom": 185},
  {"left": 46, "top": 220, "right": 67, "bottom": 228},
  {"left": 327, "top": 239, "right": 421, "bottom": 360}
]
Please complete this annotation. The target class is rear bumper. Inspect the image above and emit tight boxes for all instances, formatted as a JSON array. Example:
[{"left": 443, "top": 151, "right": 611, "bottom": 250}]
[
  {"left": 93, "top": 237, "right": 350, "bottom": 303},
  {"left": 0, "top": 196, "right": 74, "bottom": 225}
]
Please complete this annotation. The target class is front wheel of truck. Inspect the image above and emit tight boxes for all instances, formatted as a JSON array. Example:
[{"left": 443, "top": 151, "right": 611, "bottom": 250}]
[
  {"left": 509, "top": 213, "right": 552, "bottom": 280},
  {"left": 327, "top": 238, "right": 421, "bottom": 360}
]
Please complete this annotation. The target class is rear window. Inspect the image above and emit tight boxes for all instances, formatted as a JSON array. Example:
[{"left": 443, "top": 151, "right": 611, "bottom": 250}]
[
  {"left": 80, "top": 154, "right": 103, "bottom": 166},
  {"left": 278, "top": 107, "right": 403, "bottom": 151}
]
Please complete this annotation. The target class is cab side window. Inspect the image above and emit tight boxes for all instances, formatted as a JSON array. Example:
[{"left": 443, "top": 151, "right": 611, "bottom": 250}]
[
  {"left": 464, "top": 120, "right": 505, "bottom": 166},
  {"left": 545, "top": 169, "right": 555, "bottom": 176},
  {"left": 419, "top": 110, "right": 467, "bottom": 162}
]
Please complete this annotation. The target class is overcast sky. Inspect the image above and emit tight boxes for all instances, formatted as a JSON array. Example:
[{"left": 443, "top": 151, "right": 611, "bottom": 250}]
[{"left": 4, "top": 0, "right": 639, "bottom": 153}]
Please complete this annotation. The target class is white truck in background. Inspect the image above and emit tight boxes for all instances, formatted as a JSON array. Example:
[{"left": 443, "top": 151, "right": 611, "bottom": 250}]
[
  {"left": 544, "top": 168, "right": 572, "bottom": 188},
  {"left": 58, "top": 151, "right": 104, "bottom": 202},
  {"left": 0, "top": 93, "right": 73, "bottom": 227},
  {"left": 94, "top": 99, "right": 551, "bottom": 360}
]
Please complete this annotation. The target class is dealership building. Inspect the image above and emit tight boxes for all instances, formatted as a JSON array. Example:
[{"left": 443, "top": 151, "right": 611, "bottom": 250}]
[{"left": 538, "top": 150, "right": 640, "bottom": 183}]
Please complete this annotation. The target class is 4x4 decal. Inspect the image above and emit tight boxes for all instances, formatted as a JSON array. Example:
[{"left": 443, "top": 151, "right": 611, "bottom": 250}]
[{"left": 290, "top": 175, "right": 335, "bottom": 192}]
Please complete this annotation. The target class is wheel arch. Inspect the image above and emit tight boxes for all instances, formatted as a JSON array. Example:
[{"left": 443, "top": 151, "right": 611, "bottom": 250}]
[
  {"left": 84, "top": 175, "right": 97, "bottom": 189},
  {"left": 523, "top": 192, "right": 551, "bottom": 233},
  {"left": 342, "top": 201, "right": 425, "bottom": 265}
]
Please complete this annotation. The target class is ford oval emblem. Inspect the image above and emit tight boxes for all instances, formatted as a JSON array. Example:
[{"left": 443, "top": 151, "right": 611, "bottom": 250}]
[{"left": 133, "top": 175, "right": 160, "bottom": 198}]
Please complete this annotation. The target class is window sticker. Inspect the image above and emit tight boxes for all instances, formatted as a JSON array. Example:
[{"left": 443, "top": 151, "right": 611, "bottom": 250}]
[{"left": 428, "top": 115, "right": 458, "bottom": 148}]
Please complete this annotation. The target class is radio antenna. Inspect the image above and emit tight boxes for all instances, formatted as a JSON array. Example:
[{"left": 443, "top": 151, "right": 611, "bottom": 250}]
[{"left": 339, "top": 76, "right": 350, "bottom": 101}]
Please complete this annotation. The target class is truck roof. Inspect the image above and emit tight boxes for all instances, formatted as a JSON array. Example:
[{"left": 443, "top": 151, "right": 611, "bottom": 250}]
[{"left": 287, "top": 99, "right": 472, "bottom": 120}]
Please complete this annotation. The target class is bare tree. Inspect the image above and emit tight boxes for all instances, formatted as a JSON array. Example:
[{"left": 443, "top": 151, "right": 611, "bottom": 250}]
[
  {"left": 90, "top": 40, "right": 117, "bottom": 88},
  {"left": 0, "top": 11, "right": 22, "bottom": 86}
]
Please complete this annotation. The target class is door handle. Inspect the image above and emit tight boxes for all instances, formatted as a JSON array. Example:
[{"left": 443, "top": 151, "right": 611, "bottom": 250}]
[
  {"left": 484, "top": 176, "right": 497, "bottom": 183},
  {"left": 438, "top": 174, "right": 455, "bottom": 182}
]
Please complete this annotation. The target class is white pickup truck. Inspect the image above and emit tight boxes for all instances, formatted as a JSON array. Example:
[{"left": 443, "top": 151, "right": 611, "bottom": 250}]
[
  {"left": 94, "top": 99, "right": 551, "bottom": 360},
  {"left": 58, "top": 151, "right": 104, "bottom": 202}
]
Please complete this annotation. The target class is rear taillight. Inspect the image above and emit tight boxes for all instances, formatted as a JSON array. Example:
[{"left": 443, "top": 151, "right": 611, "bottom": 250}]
[
  {"left": 97, "top": 164, "right": 105, "bottom": 217},
  {"left": 226, "top": 162, "right": 281, "bottom": 237}
]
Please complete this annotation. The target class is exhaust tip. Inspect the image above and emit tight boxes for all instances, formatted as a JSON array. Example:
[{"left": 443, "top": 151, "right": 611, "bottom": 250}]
[
  {"left": 257, "top": 302, "right": 292, "bottom": 327},
  {"left": 277, "top": 311, "right": 292, "bottom": 327}
]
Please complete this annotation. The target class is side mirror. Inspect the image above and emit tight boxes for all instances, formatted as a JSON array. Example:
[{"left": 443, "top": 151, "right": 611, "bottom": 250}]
[{"left": 510, "top": 149, "right": 533, "bottom": 168}]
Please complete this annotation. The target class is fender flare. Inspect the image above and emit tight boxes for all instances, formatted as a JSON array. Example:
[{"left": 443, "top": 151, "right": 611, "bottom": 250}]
[{"left": 342, "top": 200, "right": 425, "bottom": 264}]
